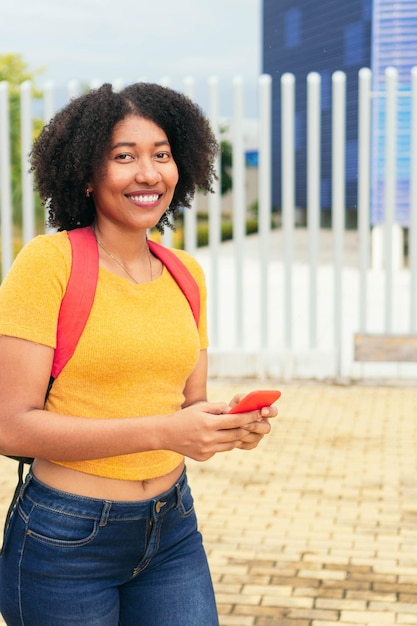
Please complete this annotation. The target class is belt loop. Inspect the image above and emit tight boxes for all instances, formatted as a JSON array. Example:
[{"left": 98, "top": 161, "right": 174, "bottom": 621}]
[
  {"left": 99, "top": 501, "right": 112, "bottom": 527},
  {"left": 21, "top": 468, "right": 33, "bottom": 495},
  {"left": 175, "top": 481, "right": 182, "bottom": 508}
]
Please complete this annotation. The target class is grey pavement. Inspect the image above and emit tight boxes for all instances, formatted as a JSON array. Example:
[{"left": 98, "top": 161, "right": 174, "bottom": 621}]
[{"left": 1, "top": 380, "right": 416, "bottom": 625}]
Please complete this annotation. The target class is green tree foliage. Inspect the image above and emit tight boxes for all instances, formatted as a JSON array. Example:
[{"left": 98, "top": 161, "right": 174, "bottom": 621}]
[
  {"left": 220, "top": 139, "right": 232, "bottom": 195},
  {"left": 0, "top": 54, "right": 43, "bottom": 227}
]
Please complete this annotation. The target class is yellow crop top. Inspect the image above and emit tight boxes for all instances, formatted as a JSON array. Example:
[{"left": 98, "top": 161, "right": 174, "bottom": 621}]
[{"left": 0, "top": 231, "right": 208, "bottom": 480}]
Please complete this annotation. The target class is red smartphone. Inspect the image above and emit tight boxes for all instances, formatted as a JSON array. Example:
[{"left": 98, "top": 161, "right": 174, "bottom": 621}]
[{"left": 228, "top": 389, "right": 281, "bottom": 414}]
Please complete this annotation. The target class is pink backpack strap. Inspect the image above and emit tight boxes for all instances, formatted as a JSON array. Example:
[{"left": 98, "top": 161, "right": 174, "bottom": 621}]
[
  {"left": 50, "top": 227, "right": 99, "bottom": 381},
  {"left": 147, "top": 239, "right": 200, "bottom": 327}
]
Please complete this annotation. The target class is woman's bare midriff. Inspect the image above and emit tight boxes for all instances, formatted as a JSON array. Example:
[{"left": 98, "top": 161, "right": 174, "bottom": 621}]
[{"left": 31, "top": 458, "right": 185, "bottom": 501}]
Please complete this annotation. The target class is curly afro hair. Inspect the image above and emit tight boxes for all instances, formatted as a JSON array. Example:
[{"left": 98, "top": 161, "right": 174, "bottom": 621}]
[{"left": 31, "top": 82, "right": 219, "bottom": 232}]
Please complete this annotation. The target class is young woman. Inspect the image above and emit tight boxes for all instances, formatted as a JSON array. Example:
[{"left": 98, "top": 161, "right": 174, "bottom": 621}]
[{"left": 0, "top": 82, "right": 277, "bottom": 625}]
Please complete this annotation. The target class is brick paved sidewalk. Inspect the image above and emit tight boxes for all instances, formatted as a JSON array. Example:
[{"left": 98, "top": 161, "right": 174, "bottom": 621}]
[
  {"left": 1, "top": 382, "right": 416, "bottom": 625},
  {"left": 186, "top": 381, "right": 417, "bottom": 626}
]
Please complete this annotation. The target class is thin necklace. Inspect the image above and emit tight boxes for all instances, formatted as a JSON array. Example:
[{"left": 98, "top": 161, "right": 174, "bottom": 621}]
[{"left": 94, "top": 231, "right": 153, "bottom": 284}]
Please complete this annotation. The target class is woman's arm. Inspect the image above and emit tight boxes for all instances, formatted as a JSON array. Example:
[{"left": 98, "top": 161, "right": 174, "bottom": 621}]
[
  {"left": 182, "top": 349, "right": 208, "bottom": 407},
  {"left": 0, "top": 338, "right": 273, "bottom": 463}
]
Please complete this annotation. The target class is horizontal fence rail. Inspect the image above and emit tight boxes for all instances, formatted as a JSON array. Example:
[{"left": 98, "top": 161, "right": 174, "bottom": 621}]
[{"left": 0, "top": 70, "right": 417, "bottom": 381}]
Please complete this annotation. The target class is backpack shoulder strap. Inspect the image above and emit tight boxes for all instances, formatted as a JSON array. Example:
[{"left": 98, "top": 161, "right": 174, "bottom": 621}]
[
  {"left": 50, "top": 227, "right": 99, "bottom": 382},
  {"left": 147, "top": 240, "right": 200, "bottom": 327},
  {"left": 50, "top": 231, "right": 198, "bottom": 388},
  {"left": 3, "top": 227, "right": 99, "bottom": 549}
]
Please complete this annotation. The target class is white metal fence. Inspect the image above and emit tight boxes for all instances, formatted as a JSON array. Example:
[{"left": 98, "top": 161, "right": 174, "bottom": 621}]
[{"left": 1, "top": 70, "right": 417, "bottom": 381}]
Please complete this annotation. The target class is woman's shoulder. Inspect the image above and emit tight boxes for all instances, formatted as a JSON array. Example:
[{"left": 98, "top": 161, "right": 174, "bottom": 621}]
[
  {"left": 165, "top": 247, "right": 206, "bottom": 289},
  {"left": 167, "top": 248, "right": 204, "bottom": 274},
  {"left": 15, "top": 230, "right": 71, "bottom": 262},
  {"left": 2, "top": 231, "right": 72, "bottom": 288},
  {"left": 0, "top": 231, "right": 72, "bottom": 346}
]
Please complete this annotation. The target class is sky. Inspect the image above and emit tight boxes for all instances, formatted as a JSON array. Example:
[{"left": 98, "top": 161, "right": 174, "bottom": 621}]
[{"left": 1, "top": 0, "right": 262, "bottom": 116}]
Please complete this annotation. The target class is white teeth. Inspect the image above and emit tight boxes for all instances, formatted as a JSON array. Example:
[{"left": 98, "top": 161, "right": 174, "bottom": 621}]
[{"left": 129, "top": 194, "right": 159, "bottom": 203}]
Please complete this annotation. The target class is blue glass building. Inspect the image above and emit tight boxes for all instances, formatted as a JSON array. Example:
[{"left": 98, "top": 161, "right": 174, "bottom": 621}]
[
  {"left": 262, "top": 0, "right": 416, "bottom": 226},
  {"left": 371, "top": 0, "right": 417, "bottom": 225}
]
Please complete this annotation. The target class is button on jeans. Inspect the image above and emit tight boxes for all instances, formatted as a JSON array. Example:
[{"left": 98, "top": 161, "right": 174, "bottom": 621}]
[{"left": 0, "top": 468, "right": 219, "bottom": 626}]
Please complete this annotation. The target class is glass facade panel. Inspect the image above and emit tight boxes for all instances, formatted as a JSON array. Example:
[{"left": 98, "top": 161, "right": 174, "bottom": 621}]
[
  {"left": 263, "top": 0, "right": 415, "bottom": 225},
  {"left": 284, "top": 8, "right": 302, "bottom": 48}
]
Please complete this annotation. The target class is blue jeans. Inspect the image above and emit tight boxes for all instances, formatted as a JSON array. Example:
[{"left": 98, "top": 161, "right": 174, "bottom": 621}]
[{"left": 0, "top": 468, "right": 219, "bottom": 626}]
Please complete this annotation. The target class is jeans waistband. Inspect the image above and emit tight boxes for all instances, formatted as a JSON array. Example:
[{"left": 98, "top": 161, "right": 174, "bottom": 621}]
[{"left": 20, "top": 467, "right": 188, "bottom": 523}]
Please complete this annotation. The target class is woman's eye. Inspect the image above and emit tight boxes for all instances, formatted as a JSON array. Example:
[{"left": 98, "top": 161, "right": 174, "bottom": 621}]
[
  {"left": 155, "top": 152, "right": 170, "bottom": 160},
  {"left": 115, "top": 153, "right": 133, "bottom": 161}
]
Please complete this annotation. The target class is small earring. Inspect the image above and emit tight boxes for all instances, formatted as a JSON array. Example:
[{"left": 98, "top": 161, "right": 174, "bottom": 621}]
[{"left": 86, "top": 188, "right": 91, "bottom": 198}]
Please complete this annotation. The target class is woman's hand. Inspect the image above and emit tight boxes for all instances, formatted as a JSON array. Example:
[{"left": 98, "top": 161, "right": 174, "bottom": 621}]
[
  {"left": 163, "top": 397, "right": 278, "bottom": 462},
  {"left": 227, "top": 392, "right": 278, "bottom": 450},
  {"left": 235, "top": 414, "right": 273, "bottom": 450}
]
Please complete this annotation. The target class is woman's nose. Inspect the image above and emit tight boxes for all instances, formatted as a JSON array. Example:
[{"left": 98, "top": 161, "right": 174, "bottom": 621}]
[{"left": 135, "top": 159, "right": 161, "bottom": 185}]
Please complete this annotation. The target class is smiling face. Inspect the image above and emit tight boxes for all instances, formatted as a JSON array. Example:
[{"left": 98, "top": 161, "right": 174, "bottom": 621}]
[{"left": 89, "top": 115, "right": 179, "bottom": 233}]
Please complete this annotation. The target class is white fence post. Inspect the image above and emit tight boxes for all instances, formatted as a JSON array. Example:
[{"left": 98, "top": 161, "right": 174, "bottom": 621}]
[
  {"left": 208, "top": 75, "right": 221, "bottom": 347},
  {"left": 68, "top": 80, "right": 80, "bottom": 100},
  {"left": 258, "top": 74, "right": 272, "bottom": 353},
  {"left": 183, "top": 76, "right": 197, "bottom": 255},
  {"left": 384, "top": 67, "right": 398, "bottom": 333},
  {"left": 158, "top": 79, "right": 174, "bottom": 249},
  {"left": 43, "top": 81, "right": 56, "bottom": 230},
  {"left": 43, "top": 81, "right": 55, "bottom": 124},
  {"left": 281, "top": 73, "right": 295, "bottom": 352},
  {"left": 0, "top": 81, "right": 13, "bottom": 279},
  {"left": 232, "top": 75, "right": 246, "bottom": 348},
  {"left": 332, "top": 71, "right": 346, "bottom": 377},
  {"left": 357, "top": 68, "right": 372, "bottom": 332},
  {"left": 307, "top": 72, "right": 321, "bottom": 349},
  {"left": 20, "top": 80, "right": 35, "bottom": 244}
]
